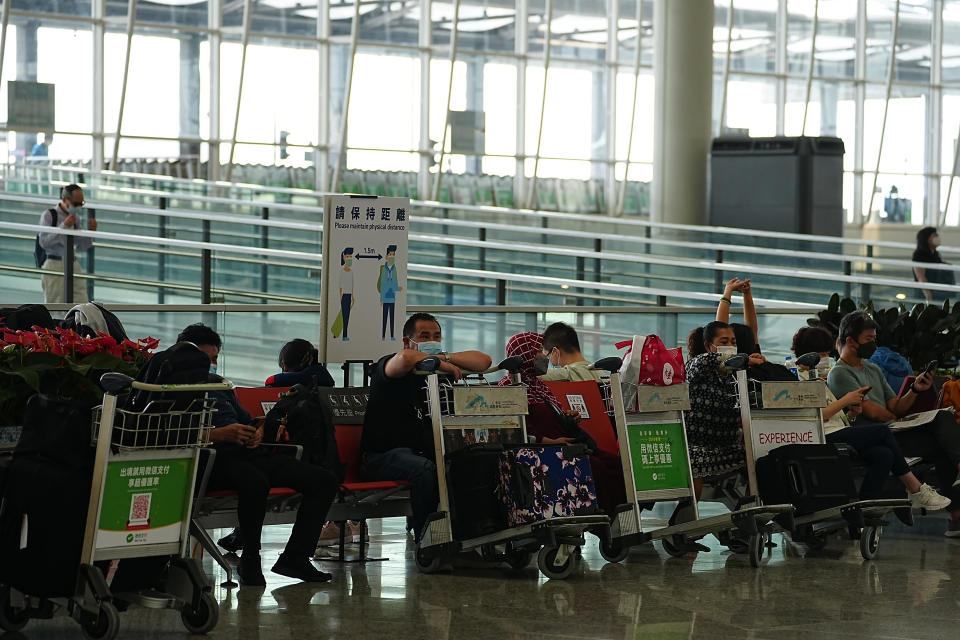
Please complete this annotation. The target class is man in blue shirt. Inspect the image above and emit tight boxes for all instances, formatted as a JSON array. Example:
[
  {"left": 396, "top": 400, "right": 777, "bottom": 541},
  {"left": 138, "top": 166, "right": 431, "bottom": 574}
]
[
  {"left": 378, "top": 244, "right": 402, "bottom": 341},
  {"left": 38, "top": 184, "right": 98, "bottom": 303}
]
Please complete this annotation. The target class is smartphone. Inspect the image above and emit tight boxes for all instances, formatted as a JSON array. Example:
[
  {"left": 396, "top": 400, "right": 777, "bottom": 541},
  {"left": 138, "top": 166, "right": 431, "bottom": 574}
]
[{"left": 925, "top": 360, "right": 938, "bottom": 374}]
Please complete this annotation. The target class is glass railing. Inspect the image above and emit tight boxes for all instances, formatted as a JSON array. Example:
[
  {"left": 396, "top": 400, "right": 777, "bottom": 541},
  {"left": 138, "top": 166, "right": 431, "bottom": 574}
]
[
  {"left": 3, "top": 164, "right": 956, "bottom": 308},
  {"left": 29, "top": 304, "right": 814, "bottom": 389}
]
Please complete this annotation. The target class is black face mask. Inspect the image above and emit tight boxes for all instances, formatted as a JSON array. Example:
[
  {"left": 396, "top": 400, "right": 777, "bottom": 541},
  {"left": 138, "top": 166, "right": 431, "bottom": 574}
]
[
  {"left": 857, "top": 341, "right": 878, "bottom": 359},
  {"left": 533, "top": 355, "right": 550, "bottom": 376}
]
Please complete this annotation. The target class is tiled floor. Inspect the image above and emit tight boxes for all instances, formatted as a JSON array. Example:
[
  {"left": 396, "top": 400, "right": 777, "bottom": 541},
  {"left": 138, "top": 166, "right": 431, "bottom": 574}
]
[{"left": 9, "top": 514, "right": 960, "bottom": 639}]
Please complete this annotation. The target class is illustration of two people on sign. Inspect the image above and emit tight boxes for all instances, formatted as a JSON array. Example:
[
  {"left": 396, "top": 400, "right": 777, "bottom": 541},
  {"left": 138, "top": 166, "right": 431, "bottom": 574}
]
[{"left": 332, "top": 245, "right": 402, "bottom": 342}]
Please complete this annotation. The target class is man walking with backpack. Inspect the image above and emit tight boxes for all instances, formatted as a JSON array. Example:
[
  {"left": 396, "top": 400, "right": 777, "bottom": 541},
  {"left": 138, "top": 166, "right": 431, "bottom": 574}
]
[
  {"left": 178, "top": 324, "right": 340, "bottom": 586},
  {"left": 37, "top": 184, "right": 98, "bottom": 303}
]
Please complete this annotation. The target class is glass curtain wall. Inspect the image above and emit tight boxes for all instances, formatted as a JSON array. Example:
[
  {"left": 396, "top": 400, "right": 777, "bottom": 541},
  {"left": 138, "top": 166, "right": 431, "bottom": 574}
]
[{"left": 1, "top": 1, "right": 957, "bottom": 223}]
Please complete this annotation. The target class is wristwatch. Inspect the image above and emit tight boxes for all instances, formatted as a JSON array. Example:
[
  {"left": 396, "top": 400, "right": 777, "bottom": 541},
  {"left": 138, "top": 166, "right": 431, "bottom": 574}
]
[{"left": 442, "top": 352, "right": 452, "bottom": 363}]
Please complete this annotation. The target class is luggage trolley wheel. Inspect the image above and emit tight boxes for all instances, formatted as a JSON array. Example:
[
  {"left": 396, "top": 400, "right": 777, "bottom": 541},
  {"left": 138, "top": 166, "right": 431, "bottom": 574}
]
[
  {"left": 180, "top": 592, "right": 219, "bottom": 635},
  {"left": 0, "top": 585, "right": 29, "bottom": 632},
  {"left": 537, "top": 545, "right": 578, "bottom": 580},
  {"left": 859, "top": 526, "right": 881, "bottom": 561},
  {"left": 660, "top": 536, "right": 687, "bottom": 558},
  {"left": 505, "top": 546, "right": 534, "bottom": 571},
  {"left": 79, "top": 601, "right": 120, "bottom": 640},
  {"left": 748, "top": 532, "right": 766, "bottom": 568},
  {"left": 414, "top": 544, "right": 444, "bottom": 574},
  {"left": 598, "top": 538, "right": 630, "bottom": 564}
]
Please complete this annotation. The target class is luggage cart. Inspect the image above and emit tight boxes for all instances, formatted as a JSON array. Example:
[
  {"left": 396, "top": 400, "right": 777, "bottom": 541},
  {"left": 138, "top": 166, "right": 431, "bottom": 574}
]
[
  {"left": 734, "top": 370, "right": 912, "bottom": 560},
  {"left": 598, "top": 369, "right": 795, "bottom": 568},
  {"left": 1, "top": 373, "right": 226, "bottom": 639},
  {"left": 415, "top": 358, "right": 610, "bottom": 580}
]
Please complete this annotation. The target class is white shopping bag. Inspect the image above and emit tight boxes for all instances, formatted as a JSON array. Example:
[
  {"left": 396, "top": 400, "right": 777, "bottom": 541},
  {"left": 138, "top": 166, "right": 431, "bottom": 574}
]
[{"left": 616, "top": 335, "right": 646, "bottom": 412}]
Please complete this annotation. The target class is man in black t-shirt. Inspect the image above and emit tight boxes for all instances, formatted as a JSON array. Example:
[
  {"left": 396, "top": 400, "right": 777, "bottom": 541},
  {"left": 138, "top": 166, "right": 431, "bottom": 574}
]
[{"left": 361, "top": 313, "right": 492, "bottom": 539}]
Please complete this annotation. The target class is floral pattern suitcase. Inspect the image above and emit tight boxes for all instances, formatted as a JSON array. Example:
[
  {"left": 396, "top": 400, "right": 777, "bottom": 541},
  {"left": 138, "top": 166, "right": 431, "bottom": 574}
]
[{"left": 496, "top": 444, "right": 598, "bottom": 526}]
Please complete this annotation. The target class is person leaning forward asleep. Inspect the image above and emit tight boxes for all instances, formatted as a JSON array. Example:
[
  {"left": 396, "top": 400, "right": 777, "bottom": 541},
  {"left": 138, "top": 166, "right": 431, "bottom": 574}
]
[{"left": 360, "top": 312, "right": 492, "bottom": 540}]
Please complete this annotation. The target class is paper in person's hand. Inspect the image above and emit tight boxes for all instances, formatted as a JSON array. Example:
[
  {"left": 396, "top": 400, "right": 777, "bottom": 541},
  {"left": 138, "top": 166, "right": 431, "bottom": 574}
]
[{"left": 889, "top": 408, "right": 951, "bottom": 432}]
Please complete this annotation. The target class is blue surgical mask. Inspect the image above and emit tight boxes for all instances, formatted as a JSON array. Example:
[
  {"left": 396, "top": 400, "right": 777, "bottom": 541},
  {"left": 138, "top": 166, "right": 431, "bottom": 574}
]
[
  {"left": 209, "top": 364, "right": 218, "bottom": 375},
  {"left": 68, "top": 205, "right": 82, "bottom": 217},
  {"left": 414, "top": 340, "right": 443, "bottom": 355}
]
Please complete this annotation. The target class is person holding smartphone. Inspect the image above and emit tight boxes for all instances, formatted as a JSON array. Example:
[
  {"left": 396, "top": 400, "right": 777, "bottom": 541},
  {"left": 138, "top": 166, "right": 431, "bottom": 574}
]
[{"left": 793, "top": 327, "right": 950, "bottom": 510}]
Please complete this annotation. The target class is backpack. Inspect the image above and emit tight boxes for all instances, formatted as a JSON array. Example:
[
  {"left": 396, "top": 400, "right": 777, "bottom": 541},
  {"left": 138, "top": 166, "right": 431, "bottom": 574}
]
[
  {"left": 33, "top": 208, "right": 58, "bottom": 268},
  {"left": 867, "top": 347, "right": 913, "bottom": 396},
  {"left": 62, "top": 302, "right": 128, "bottom": 342},
  {"left": 264, "top": 382, "right": 346, "bottom": 482},
  {"left": 0, "top": 304, "right": 57, "bottom": 331},
  {"left": 121, "top": 342, "right": 212, "bottom": 447},
  {"left": 748, "top": 361, "right": 798, "bottom": 382}
]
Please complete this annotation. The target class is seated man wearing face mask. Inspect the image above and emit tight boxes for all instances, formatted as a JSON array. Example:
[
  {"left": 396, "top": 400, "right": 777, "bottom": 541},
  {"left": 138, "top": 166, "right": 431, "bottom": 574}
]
[
  {"left": 828, "top": 311, "right": 960, "bottom": 537},
  {"left": 361, "top": 313, "right": 492, "bottom": 540}
]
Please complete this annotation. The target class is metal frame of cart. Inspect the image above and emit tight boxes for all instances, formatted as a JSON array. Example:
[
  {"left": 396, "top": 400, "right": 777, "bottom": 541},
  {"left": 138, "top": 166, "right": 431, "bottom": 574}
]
[
  {"left": 1, "top": 374, "right": 226, "bottom": 640},
  {"left": 415, "top": 366, "right": 609, "bottom": 580},
  {"left": 735, "top": 371, "right": 911, "bottom": 560},
  {"left": 599, "top": 372, "right": 795, "bottom": 568}
]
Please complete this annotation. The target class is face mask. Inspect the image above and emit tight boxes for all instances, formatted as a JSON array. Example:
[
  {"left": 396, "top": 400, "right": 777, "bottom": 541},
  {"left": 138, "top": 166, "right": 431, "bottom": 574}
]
[
  {"left": 414, "top": 340, "right": 443, "bottom": 355},
  {"left": 386, "top": 257, "right": 394, "bottom": 266},
  {"left": 933, "top": 237, "right": 942, "bottom": 248},
  {"left": 344, "top": 258, "right": 352, "bottom": 267},
  {"left": 857, "top": 341, "right": 878, "bottom": 359},
  {"left": 533, "top": 355, "right": 550, "bottom": 376},
  {"left": 68, "top": 205, "right": 82, "bottom": 216},
  {"left": 716, "top": 345, "right": 737, "bottom": 357},
  {"left": 209, "top": 364, "right": 218, "bottom": 375}
]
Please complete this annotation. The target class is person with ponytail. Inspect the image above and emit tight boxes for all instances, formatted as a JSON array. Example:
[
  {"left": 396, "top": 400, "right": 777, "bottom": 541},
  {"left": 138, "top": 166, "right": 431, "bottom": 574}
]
[{"left": 265, "top": 339, "right": 335, "bottom": 388}]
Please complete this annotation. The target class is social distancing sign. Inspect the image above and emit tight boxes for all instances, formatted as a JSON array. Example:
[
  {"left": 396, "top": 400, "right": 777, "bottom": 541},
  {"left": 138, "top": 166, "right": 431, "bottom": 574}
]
[{"left": 319, "top": 194, "right": 409, "bottom": 363}]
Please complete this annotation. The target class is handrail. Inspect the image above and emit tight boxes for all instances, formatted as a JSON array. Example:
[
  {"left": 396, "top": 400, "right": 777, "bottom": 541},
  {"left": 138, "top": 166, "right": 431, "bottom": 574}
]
[
  {"left": 0, "top": 221, "right": 824, "bottom": 308},
  {"left": 8, "top": 215, "right": 954, "bottom": 299},
  {"left": 4, "top": 187, "right": 960, "bottom": 280},
  {"left": 18, "top": 162, "right": 960, "bottom": 256}
]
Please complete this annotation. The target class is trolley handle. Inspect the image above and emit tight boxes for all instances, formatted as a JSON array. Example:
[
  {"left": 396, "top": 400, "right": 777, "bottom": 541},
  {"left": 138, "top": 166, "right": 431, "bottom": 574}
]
[
  {"left": 413, "top": 356, "right": 523, "bottom": 377},
  {"left": 99, "top": 372, "right": 234, "bottom": 395}
]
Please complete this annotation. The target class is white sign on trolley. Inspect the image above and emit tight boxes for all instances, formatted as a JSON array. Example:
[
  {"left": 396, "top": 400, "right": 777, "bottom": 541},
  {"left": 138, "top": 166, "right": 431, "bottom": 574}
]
[{"left": 319, "top": 194, "right": 410, "bottom": 363}]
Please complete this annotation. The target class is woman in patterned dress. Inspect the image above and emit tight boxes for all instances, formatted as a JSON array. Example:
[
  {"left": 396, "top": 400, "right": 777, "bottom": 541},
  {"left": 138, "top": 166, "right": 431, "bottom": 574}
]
[{"left": 684, "top": 321, "right": 766, "bottom": 497}]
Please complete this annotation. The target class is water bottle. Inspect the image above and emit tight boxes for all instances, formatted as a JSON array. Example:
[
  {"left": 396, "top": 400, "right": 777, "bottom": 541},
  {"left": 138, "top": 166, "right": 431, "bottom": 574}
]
[{"left": 784, "top": 355, "right": 799, "bottom": 379}]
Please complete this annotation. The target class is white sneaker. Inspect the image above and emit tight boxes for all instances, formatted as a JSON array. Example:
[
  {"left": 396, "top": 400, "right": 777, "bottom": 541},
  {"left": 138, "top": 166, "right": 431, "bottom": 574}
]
[{"left": 911, "top": 484, "right": 952, "bottom": 511}]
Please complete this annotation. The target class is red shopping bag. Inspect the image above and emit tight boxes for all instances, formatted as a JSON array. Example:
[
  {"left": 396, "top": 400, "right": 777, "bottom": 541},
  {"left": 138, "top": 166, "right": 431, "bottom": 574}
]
[{"left": 615, "top": 335, "right": 685, "bottom": 387}]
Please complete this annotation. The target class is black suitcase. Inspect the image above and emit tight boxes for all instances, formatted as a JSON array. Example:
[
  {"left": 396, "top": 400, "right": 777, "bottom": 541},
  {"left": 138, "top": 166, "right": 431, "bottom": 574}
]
[
  {"left": 446, "top": 443, "right": 507, "bottom": 539},
  {"left": 14, "top": 394, "right": 95, "bottom": 471},
  {"left": 756, "top": 444, "right": 857, "bottom": 516},
  {"left": 0, "top": 456, "right": 92, "bottom": 598}
]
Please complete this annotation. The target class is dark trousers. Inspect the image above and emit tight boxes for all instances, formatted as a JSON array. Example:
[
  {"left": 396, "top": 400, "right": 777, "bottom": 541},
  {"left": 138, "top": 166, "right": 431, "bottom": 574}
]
[
  {"left": 382, "top": 302, "right": 395, "bottom": 339},
  {"left": 341, "top": 294, "right": 352, "bottom": 338},
  {"left": 362, "top": 447, "right": 438, "bottom": 539},
  {"left": 888, "top": 411, "right": 960, "bottom": 508},
  {"left": 207, "top": 451, "right": 339, "bottom": 559},
  {"left": 827, "top": 423, "right": 910, "bottom": 499}
]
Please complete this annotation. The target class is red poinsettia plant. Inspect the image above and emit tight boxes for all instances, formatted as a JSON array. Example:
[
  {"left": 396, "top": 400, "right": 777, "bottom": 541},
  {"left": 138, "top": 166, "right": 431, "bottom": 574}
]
[{"left": 0, "top": 326, "right": 158, "bottom": 426}]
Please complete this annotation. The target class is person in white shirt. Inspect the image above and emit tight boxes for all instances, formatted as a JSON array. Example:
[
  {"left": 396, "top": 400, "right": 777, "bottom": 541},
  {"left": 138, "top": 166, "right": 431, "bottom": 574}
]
[
  {"left": 339, "top": 247, "right": 354, "bottom": 341},
  {"left": 537, "top": 322, "right": 606, "bottom": 382},
  {"left": 38, "top": 184, "right": 97, "bottom": 303},
  {"left": 792, "top": 326, "right": 949, "bottom": 511}
]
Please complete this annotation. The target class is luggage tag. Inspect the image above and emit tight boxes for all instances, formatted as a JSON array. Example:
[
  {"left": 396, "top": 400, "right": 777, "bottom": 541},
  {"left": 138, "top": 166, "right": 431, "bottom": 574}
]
[{"left": 19, "top": 514, "right": 28, "bottom": 550}]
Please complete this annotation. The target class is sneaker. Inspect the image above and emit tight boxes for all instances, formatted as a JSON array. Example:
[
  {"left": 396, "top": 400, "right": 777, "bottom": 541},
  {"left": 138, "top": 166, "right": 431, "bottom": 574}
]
[
  {"left": 315, "top": 521, "right": 343, "bottom": 549},
  {"left": 945, "top": 519, "right": 960, "bottom": 538},
  {"left": 272, "top": 557, "right": 333, "bottom": 583},
  {"left": 347, "top": 521, "right": 368, "bottom": 544},
  {"left": 217, "top": 527, "right": 244, "bottom": 554},
  {"left": 237, "top": 554, "right": 266, "bottom": 587},
  {"left": 912, "top": 484, "right": 952, "bottom": 511}
]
